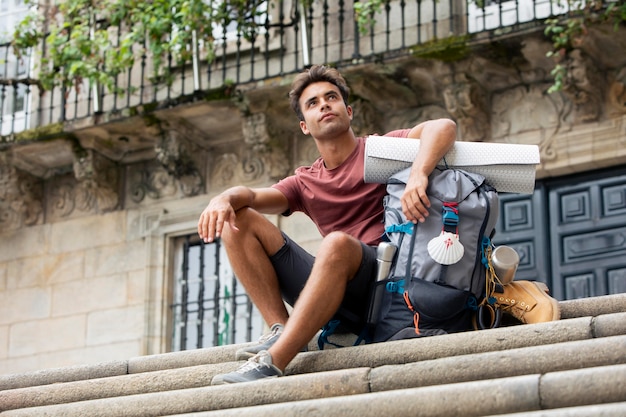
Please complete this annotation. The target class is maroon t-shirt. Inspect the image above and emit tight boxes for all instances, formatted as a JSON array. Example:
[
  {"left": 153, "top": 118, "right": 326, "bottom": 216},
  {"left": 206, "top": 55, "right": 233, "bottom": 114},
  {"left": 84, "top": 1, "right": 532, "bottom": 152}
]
[{"left": 272, "top": 130, "right": 410, "bottom": 246}]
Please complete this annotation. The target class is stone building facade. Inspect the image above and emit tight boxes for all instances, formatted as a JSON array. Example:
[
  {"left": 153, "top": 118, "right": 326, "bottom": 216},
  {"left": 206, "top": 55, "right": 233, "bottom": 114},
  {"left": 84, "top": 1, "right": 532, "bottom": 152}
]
[{"left": 1, "top": 1, "right": 626, "bottom": 375}]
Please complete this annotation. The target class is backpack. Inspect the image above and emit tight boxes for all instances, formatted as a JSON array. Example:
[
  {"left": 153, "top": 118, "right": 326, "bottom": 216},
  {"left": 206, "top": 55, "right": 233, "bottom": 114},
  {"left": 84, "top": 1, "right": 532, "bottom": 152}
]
[{"left": 370, "top": 166, "right": 499, "bottom": 342}]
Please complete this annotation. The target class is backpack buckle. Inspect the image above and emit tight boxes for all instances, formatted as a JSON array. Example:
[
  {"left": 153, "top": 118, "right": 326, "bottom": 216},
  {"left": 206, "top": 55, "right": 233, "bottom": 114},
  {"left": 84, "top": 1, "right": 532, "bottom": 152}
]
[{"left": 385, "top": 280, "right": 405, "bottom": 294}]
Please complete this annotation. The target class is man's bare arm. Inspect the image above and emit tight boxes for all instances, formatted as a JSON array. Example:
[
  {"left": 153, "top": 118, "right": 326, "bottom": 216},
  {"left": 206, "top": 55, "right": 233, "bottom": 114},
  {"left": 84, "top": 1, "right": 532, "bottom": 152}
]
[
  {"left": 402, "top": 118, "right": 457, "bottom": 223},
  {"left": 198, "top": 186, "right": 289, "bottom": 243}
]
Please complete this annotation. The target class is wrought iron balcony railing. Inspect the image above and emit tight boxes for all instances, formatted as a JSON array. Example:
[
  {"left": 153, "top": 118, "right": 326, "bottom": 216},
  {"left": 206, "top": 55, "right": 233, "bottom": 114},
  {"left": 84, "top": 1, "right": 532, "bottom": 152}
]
[{"left": 0, "top": 0, "right": 569, "bottom": 139}]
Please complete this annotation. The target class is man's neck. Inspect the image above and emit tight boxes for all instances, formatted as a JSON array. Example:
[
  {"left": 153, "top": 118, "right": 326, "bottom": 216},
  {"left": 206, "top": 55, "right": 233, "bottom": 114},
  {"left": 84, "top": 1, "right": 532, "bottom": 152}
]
[{"left": 315, "top": 130, "right": 358, "bottom": 170}]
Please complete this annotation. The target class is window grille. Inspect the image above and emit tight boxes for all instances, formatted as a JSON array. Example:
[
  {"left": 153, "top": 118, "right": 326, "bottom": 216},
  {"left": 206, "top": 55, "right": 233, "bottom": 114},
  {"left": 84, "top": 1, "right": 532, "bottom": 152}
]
[
  {"left": 171, "top": 234, "right": 264, "bottom": 351},
  {"left": 0, "top": 0, "right": 31, "bottom": 135}
]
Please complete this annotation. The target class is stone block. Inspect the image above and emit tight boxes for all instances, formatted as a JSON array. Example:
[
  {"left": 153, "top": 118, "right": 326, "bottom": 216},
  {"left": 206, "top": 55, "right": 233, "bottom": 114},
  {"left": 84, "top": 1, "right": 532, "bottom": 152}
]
[
  {"left": 0, "top": 325, "right": 8, "bottom": 359},
  {"left": 594, "top": 311, "right": 626, "bottom": 338},
  {"left": 560, "top": 293, "right": 626, "bottom": 319},
  {"left": 0, "top": 363, "right": 223, "bottom": 411},
  {"left": 4, "top": 251, "right": 83, "bottom": 290},
  {"left": 0, "top": 353, "right": 42, "bottom": 376},
  {"left": 126, "top": 269, "right": 146, "bottom": 306},
  {"left": 0, "top": 225, "right": 48, "bottom": 263},
  {"left": 45, "top": 252, "right": 86, "bottom": 285},
  {"left": 9, "top": 315, "right": 86, "bottom": 357},
  {"left": 86, "top": 305, "right": 144, "bottom": 346},
  {"left": 369, "top": 335, "right": 626, "bottom": 392},
  {"left": 286, "top": 317, "right": 594, "bottom": 376},
  {"left": 180, "top": 374, "right": 541, "bottom": 417},
  {"left": 0, "top": 368, "right": 371, "bottom": 416},
  {"left": 0, "top": 359, "right": 128, "bottom": 391},
  {"left": 540, "top": 364, "right": 626, "bottom": 409},
  {"left": 6, "top": 255, "right": 46, "bottom": 289},
  {"left": 39, "top": 341, "right": 142, "bottom": 371},
  {"left": 51, "top": 275, "right": 127, "bottom": 317},
  {"left": 127, "top": 346, "right": 242, "bottom": 373},
  {"left": 0, "top": 287, "right": 51, "bottom": 325},
  {"left": 48, "top": 212, "right": 126, "bottom": 254},
  {"left": 0, "top": 263, "right": 6, "bottom": 291},
  {"left": 83, "top": 241, "right": 144, "bottom": 279},
  {"left": 488, "top": 402, "right": 626, "bottom": 417}
]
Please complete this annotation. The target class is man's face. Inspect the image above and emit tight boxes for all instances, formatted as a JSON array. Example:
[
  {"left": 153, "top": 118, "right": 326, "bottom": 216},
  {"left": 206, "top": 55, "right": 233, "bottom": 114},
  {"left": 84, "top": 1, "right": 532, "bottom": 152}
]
[{"left": 298, "top": 81, "right": 353, "bottom": 139}]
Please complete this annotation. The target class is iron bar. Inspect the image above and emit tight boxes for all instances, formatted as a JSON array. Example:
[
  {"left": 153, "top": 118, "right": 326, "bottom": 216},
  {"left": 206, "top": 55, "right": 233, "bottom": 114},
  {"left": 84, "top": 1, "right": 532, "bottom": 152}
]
[
  {"left": 196, "top": 242, "right": 205, "bottom": 349},
  {"left": 180, "top": 236, "right": 191, "bottom": 350},
  {"left": 0, "top": 0, "right": 572, "bottom": 138}
]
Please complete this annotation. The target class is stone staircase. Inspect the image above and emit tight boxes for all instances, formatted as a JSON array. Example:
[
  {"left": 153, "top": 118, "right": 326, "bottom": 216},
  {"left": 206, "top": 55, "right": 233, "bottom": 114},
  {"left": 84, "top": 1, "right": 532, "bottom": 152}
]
[{"left": 1, "top": 294, "right": 626, "bottom": 417}]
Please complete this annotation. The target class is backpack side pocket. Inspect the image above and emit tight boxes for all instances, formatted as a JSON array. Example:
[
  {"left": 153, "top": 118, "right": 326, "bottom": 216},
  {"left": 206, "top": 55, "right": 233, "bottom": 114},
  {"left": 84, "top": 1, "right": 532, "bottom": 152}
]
[{"left": 405, "top": 278, "right": 477, "bottom": 333}]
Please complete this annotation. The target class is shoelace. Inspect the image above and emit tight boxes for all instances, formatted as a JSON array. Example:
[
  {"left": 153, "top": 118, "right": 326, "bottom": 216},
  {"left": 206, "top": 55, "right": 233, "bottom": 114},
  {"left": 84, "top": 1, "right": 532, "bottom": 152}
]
[
  {"left": 236, "top": 354, "right": 271, "bottom": 374},
  {"left": 258, "top": 324, "right": 283, "bottom": 343}
]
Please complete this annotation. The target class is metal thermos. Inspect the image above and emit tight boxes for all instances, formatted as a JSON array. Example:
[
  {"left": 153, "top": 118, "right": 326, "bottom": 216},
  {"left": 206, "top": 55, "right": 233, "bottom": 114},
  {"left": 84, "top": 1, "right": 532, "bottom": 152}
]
[
  {"left": 376, "top": 242, "right": 397, "bottom": 281},
  {"left": 491, "top": 245, "right": 520, "bottom": 285},
  {"left": 367, "top": 242, "right": 397, "bottom": 325}
]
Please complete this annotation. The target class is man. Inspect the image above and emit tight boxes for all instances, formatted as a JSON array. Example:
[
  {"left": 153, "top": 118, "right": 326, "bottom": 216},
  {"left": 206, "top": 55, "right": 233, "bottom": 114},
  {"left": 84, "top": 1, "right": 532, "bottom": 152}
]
[{"left": 197, "top": 65, "right": 557, "bottom": 384}]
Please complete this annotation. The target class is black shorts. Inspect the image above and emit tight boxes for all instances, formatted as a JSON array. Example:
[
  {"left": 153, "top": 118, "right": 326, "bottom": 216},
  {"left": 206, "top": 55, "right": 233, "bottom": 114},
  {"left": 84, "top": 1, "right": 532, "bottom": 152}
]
[{"left": 269, "top": 233, "right": 378, "bottom": 328}]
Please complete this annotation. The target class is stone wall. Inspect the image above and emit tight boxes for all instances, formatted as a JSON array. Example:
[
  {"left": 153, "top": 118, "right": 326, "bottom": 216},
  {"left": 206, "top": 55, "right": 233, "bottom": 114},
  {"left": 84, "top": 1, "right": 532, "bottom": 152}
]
[
  {"left": 0, "top": 189, "right": 322, "bottom": 374},
  {"left": 1, "top": 26, "right": 626, "bottom": 374}
]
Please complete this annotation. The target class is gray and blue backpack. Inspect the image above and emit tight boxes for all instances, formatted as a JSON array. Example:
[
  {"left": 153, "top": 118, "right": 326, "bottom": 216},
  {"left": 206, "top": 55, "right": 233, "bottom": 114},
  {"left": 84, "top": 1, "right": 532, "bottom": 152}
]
[{"left": 371, "top": 166, "right": 499, "bottom": 342}]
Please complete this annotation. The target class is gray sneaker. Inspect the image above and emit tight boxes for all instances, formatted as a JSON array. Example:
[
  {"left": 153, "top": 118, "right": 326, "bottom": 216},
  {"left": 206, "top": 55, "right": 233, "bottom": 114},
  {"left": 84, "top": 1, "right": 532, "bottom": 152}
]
[
  {"left": 211, "top": 350, "right": 283, "bottom": 385},
  {"left": 235, "top": 323, "right": 284, "bottom": 360}
]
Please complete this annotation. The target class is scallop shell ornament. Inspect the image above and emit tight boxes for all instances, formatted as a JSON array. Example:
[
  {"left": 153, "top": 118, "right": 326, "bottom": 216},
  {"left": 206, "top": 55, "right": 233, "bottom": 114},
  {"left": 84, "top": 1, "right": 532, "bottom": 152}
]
[{"left": 427, "top": 231, "right": 464, "bottom": 265}]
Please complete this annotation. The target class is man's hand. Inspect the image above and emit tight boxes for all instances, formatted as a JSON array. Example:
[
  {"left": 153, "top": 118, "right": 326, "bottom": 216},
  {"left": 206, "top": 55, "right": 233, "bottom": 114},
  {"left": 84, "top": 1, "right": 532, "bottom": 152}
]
[
  {"left": 402, "top": 118, "right": 456, "bottom": 222},
  {"left": 197, "top": 195, "right": 240, "bottom": 243},
  {"left": 401, "top": 171, "right": 430, "bottom": 223}
]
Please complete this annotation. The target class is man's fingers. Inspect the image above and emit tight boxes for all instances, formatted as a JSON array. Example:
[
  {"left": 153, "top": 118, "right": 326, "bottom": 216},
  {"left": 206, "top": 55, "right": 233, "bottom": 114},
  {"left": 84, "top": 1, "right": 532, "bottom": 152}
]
[
  {"left": 198, "top": 211, "right": 211, "bottom": 241},
  {"left": 402, "top": 190, "right": 430, "bottom": 223},
  {"left": 201, "top": 208, "right": 239, "bottom": 243}
]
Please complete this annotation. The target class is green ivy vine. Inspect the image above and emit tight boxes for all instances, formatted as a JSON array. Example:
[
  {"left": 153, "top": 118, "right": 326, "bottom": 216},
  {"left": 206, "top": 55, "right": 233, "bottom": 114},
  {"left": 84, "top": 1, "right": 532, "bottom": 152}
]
[
  {"left": 11, "top": 0, "right": 625, "bottom": 95},
  {"left": 544, "top": 0, "right": 626, "bottom": 93},
  {"left": 12, "top": 0, "right": 267, "bottom": 92}
]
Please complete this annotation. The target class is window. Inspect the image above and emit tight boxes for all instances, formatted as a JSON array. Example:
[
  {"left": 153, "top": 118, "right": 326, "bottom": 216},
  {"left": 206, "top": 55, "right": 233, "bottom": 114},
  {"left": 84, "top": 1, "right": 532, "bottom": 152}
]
[
  {"left": 170, "top": 234, "right": 264, "bottom": 350},
  {"left": 467, "top": 0, "right": 572, "bottom": 33},
  {"left": 1, "top": 0, "right": 31, "bottom": 135},
  {"left": 211, "top": 0, "right": 268, "bottom": 43}
]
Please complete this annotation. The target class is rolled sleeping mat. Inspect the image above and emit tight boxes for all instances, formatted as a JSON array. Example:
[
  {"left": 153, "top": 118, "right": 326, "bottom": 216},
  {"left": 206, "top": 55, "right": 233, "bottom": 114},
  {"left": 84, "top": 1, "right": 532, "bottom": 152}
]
[{"left": 364, "top": 135, "right": 541, "bottom": 194}]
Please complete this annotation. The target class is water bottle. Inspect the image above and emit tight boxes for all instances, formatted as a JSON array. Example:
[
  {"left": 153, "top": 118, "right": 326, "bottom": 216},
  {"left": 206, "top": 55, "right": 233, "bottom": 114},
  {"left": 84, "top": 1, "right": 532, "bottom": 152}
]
[
  {"left": 367, "top": 242, "right": 397, "bottom": 325},
  {"left": 491, "top": 245, "right": 520, "bottom": 285}
]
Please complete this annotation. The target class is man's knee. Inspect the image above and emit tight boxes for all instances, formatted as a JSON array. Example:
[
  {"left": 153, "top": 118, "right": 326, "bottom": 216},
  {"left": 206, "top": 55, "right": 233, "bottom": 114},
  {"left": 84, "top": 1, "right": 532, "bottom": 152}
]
[
  {"left": 221, "top": 207, "right": 283, "bottom": 252},
  {"left": 319, "top": 232, "right": 362, "bottom": 266}
]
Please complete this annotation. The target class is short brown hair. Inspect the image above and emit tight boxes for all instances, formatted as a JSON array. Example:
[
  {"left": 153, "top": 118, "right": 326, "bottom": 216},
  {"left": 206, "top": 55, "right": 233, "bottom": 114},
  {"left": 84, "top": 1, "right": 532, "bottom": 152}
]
[{"left": 289, "top": 65, "right": 350, "bottom": 121}]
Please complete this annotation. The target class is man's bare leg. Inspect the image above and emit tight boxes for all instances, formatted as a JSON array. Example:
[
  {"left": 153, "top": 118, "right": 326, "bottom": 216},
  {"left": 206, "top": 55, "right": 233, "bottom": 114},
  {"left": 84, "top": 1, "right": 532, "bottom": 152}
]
[
  {"left": 267, "top": 231, "right": 364, "bottom": 371},
  {"left": 220, "top": 207, "right": 290, "bottom": 327}
]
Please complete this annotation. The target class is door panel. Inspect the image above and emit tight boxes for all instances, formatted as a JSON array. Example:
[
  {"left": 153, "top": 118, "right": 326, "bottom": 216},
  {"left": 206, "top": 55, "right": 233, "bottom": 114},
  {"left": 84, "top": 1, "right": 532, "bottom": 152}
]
[
  {"left": 493, "top": 185, "right": 550, "bottom": 286},
  {"left": 493, "top": 166, "right": 626, "bottom": 301},
  {"left": 548, "top": 169, "right": 626, "bottom": 300}
]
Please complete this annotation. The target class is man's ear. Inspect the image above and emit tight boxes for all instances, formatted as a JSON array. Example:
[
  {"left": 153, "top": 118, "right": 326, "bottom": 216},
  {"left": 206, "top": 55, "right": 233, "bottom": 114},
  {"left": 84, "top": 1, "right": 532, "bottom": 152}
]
[
  {"left": 347, "top": 105, "right": 353, "bottom": 120},
  {"left": 300, "top": 120, "right": 310, "bottom": 135}
]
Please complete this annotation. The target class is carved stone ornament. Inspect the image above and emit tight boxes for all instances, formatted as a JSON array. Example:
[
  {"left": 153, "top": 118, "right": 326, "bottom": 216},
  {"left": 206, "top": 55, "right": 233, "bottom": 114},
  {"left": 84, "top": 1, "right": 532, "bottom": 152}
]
[
  {"left": 154, "top": 129, "right": 204, "bottom": 198},
  {"left": 239, "top": 113, "right": 290, "bottom": 183},
  {"left": 0, "top": 154, "right": 43, "bottom": 231},
  {"left": 561, "top": 50, "right": 604, "bottom": 123},
  {"left": 72, "top": 150, "right": 120, "bottom": 213},
  {"left": 47, "top": 150, "right": 120, "bottom": 220},
  {"left": 443, "top": 78, "right": 490, "bottom": 142},
  {"left": 129, "top": 163, "right": 178, "bottom": 204},
  {"left": 608, "top": 66, "right": 626, "bottom": 116}
]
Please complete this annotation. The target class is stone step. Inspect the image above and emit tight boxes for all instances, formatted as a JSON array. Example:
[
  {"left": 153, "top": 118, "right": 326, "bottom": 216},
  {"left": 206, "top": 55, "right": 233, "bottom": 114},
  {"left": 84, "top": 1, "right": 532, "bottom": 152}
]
[
  {"left": 2, "top": 361, "right": 625, "bottom": 417},
  {"left": 162, "top": 365, "right": 626, "bottom": 417},
  {"left": 1, "top": 323, "right": 625, "bottom": 415},
  {"left": 0, "top": 293, "right": 624, "bottom": 417},
  {"left": 0, "top": 293, "right": 626, "bottom": 391},
  {"left": 1, "top": 293, "right": 623, "bottom": 393}
]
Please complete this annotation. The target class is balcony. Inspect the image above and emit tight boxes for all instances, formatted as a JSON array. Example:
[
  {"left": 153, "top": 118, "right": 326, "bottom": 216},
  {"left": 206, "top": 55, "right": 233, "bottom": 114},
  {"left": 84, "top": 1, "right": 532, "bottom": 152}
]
[{"left": 0, "top": 0, "right": 561, "bottom": 139}]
